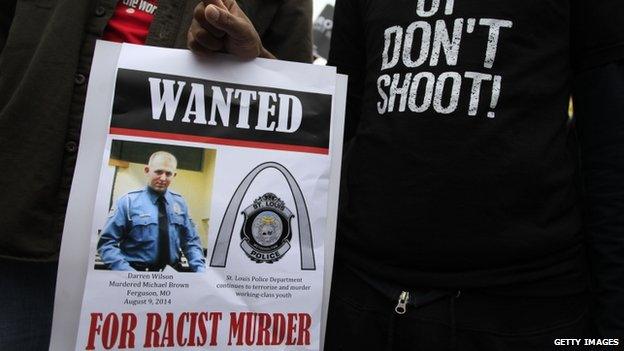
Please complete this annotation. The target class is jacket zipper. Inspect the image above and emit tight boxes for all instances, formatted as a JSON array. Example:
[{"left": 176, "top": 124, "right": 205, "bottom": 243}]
[{"left": 394, "top": 291, "right": 409, "bottom": 314}]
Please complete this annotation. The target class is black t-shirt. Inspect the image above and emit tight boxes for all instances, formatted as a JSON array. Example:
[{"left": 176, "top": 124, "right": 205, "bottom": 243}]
[{"left": 329, "top": 0, "right": 624, "bottom": 295}]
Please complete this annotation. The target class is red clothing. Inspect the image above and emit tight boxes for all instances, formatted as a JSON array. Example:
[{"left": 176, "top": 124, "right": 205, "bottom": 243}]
[{"left": 102, "top": 0, "right": 159, "bottom": 44}]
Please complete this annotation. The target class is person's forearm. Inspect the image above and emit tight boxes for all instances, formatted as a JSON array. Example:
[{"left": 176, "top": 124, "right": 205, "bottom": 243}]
[
  {"left": 98, "top": 243, "right": 134, "bottom": 271},
  {"left": 574, "top": 60, "right": 624, "bottom": 339},
  {"left": 184, "top": 234, "right": 206, "bottom": 272}
]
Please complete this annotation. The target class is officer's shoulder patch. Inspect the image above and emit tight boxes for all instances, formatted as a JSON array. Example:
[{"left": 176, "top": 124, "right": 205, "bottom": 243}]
[
  {"left": 169, "top": 190, "right": 182, "bottom": 197},
  {"left": 107, "top": 207, "right": 117, "bottom": 218},
  {"left": 127, "top": 189, "right": 143, "bottom": 195}
]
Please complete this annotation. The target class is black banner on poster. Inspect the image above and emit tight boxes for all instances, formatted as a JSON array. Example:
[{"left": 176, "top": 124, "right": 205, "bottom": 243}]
[{"left": 111, "top": 69, "right": 332, "bottom": 154}]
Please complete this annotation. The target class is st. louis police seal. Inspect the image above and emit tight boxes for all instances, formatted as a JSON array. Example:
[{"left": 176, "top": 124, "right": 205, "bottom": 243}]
[{"left": 240, "top": 193, "right": 294, "bottom": 263}]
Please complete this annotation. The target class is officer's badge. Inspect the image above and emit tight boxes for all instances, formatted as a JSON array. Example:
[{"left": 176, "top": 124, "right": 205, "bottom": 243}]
[
  {"left": 240, "top": 193, "right": 293, "bottom": 264},
  {"left": 173, "top": 203, "right": 182, "bottom": 215}
]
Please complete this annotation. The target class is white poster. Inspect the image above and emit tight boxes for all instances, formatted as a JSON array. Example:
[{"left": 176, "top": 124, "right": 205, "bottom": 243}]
[{"left": 50, "top": 41, "right": 347, "bottom": 351}]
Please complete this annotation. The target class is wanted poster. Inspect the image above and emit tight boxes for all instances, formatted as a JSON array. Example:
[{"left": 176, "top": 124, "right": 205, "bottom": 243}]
[{"left": 50, "top": 41, "right": 347, "bottom": 351}]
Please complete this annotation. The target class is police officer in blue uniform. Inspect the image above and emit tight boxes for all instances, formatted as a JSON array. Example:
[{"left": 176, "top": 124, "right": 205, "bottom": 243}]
[{"left": 98, "top": 151, "right": 206, "bottom": 272}]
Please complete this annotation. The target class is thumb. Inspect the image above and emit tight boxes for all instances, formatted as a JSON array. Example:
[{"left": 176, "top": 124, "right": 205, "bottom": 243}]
[{"left": 204, "top": 4, "right": 250, "bottom": 39}]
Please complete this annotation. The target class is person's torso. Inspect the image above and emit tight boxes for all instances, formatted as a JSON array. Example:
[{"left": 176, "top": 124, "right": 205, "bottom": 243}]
[
  {"left": 120, "top": 189, "right": 190, "bottom": 264},
  {"left": 338, "top": 0, "right": 584, "bottom": 292}
]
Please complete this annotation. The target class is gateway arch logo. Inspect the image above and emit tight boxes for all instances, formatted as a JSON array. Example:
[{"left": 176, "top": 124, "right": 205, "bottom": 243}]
[{"left": 210, "top": 162, "right": 316, "bottom": 270}]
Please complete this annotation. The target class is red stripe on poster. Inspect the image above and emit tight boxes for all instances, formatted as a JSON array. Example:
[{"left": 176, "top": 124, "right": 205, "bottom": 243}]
[{"left": 109, "top": 128, "right": 330, "bottom": 155}]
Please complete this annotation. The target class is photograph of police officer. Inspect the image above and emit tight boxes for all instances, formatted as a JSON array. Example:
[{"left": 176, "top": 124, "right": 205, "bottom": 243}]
[{"left": 97, "top": 151, "right": 206, "bottom": 272}]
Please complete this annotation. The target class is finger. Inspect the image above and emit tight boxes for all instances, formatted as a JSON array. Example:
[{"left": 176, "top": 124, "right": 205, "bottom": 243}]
[
  {"left": 188, "top": 31, "right": 219, "bottom": 56},
  {"left": 193, "top": 2, "right": 225, "bottom": 38},
  {"left": 188, "top": 29, "right": 202, "bottom": 53},
  {"left": 202, "top": 0, "right": 227, "bottom": 11},
  {"left": 204, "top": 4, "right": 251, "bottom": 39},
  {"left": 217, "top": 0, "right": 237, "bottom": 11},
  {"left": 188, "top": 22, "right": 224, "bottom": 52},
  {"left": 188, "top": 32, "right": 209, "bottom": 56}
]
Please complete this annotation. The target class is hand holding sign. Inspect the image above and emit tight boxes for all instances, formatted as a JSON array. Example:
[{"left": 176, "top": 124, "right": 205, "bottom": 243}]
[{"left": 188, "top": 0, "right": 275, "bottom": 59}]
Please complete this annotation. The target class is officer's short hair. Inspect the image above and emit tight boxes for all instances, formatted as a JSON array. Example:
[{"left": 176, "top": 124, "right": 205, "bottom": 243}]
[{"left": 148, "top": 151, "right": 177, "bottom": 168}]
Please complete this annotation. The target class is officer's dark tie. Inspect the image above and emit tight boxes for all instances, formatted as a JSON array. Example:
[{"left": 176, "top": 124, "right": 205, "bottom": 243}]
[{"left": 157, "top": 196, "right": 170, "bottom": 267}]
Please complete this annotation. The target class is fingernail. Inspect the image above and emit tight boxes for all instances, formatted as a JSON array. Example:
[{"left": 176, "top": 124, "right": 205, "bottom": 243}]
[{"left": 205, "top": 5, "right": 219, "bottom": 21}]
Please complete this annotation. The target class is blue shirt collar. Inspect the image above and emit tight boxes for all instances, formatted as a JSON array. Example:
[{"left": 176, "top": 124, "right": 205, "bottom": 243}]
[{"left": 146, "top": 186, "right": 171, "bottom": 204}]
